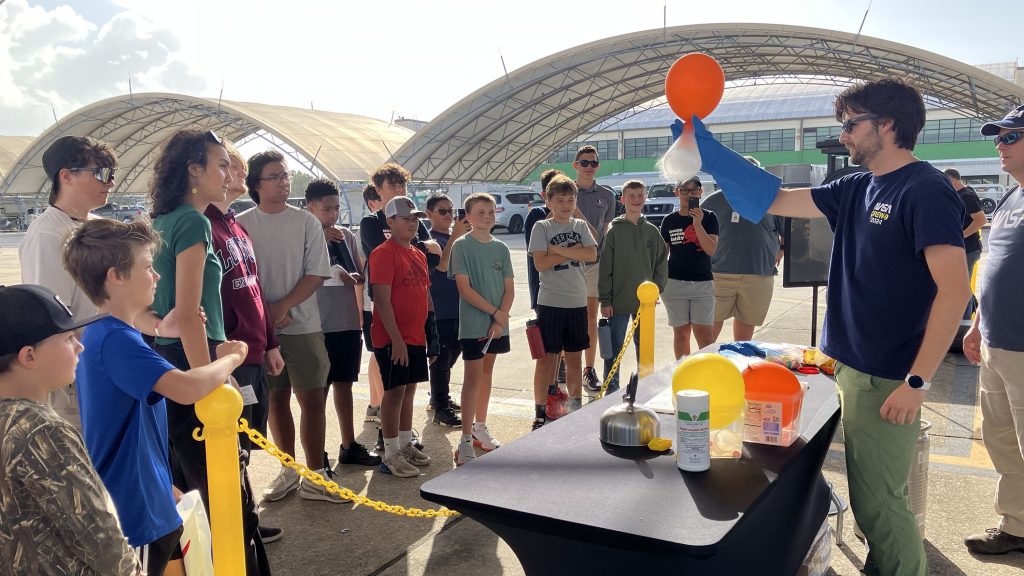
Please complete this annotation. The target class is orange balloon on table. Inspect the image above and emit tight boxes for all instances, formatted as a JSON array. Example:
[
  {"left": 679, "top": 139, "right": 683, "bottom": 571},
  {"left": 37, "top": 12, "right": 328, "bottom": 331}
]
[
  {"left": 664, "top": 53, "right": 725, "bottom": 120},
  {"left": 742, "top": 361, "right": 804, "bottom": 431}
]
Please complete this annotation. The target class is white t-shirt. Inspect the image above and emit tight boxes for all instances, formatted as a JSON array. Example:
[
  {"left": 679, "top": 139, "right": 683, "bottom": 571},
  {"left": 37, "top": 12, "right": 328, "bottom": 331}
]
[
  {"left": 238, "top": 205, "right": 331, "bottom": 335},
  {"left": 19, "top": 207, "right": 98, "bottom": 318}
]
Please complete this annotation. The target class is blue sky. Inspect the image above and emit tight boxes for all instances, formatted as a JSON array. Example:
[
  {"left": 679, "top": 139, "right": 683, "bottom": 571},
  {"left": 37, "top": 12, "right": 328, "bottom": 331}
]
[{"left": 1, "top": 0, "right": 1020, "bottom": 135}]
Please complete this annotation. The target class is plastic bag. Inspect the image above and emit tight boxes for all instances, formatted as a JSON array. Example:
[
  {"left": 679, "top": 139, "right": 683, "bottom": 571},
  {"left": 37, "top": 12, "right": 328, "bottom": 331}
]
[{"left": 176, "top": 490, "right": 214, "bottom": 576}]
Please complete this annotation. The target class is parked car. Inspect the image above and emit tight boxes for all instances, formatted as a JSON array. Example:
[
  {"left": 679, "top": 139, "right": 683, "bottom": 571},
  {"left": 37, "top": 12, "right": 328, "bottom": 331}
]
[
  {"left": 970, "top": 183, "right": 1008, "bottom": 219},
  {"left": 641, "top": 183, "right": 679, "bottom": 226},
  {"left": 490, "top": 190, "right": 544, "bottom": 234}
]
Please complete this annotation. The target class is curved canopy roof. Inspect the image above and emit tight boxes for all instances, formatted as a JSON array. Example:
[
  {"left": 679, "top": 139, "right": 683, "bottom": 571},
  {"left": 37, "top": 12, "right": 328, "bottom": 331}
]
[
  {"left": 1, "top": 93, "right": 413, "bottom": 197},
  {"left": 394, "top": 22, "right": 1024, "bottom": 182}
]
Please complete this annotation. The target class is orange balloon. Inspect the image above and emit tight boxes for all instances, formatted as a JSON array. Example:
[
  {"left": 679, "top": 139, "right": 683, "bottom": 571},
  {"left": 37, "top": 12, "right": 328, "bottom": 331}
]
[
  {"left": 742, "top": 361, "right": 803, "bottom": 430},
  {"left": 664, "top": 53, "right": 725, "bottom": 120}
]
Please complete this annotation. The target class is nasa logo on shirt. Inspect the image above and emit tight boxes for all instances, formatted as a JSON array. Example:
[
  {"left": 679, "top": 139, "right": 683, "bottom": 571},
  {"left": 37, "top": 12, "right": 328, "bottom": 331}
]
[{"left": 869, "top": 202, "right": 892, "bottom": 225}]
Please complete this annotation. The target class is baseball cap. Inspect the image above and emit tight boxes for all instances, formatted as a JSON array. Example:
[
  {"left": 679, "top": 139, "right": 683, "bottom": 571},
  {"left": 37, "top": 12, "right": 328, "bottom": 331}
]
[
  {"left": 981, "top": 104, "right": 1024, "bottom": 136},
  {"left": 0, "top": 285, "right": 107, "bottom": 355},
  {"left": 41, "top": 135, "right": 93, "bottom": 181},
  {"left": 384, "top": 196, "right": 427, "bottom": 219}
]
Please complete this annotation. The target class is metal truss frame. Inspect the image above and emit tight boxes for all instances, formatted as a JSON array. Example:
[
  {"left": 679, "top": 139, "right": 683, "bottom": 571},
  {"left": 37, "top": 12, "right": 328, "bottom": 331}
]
[{"left": 394, "top": 23, "right": 1024, "bottom": 183}]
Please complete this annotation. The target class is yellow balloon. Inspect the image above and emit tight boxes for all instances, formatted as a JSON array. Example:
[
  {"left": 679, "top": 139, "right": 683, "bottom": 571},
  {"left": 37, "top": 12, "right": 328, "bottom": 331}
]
[{"left": 672, "top": 353, "right": 745, "bottom": 429}]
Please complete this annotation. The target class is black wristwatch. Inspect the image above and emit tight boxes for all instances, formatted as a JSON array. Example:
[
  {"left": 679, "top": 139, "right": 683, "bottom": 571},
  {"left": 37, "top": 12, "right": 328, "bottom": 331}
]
[{"left": 907, "top": 375, "right": 931, "bottom": 391}]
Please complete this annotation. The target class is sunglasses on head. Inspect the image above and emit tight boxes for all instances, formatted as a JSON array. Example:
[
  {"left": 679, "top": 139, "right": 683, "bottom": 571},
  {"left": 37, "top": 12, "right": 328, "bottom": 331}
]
[
  {"left": 994, "top": 131, "right": 1024, "bottom": 147},
  {"left": 68, "top": 166, "right": 116, "bottom": 185},
  {"left": 205, "top": 130, "right": 223, "bottom": 145},
  {"left": 841, "top": 113, "right": 879, "bottom": 133},
  {"left": 577, "top": 159, "right": 600, "bottom": 168}
]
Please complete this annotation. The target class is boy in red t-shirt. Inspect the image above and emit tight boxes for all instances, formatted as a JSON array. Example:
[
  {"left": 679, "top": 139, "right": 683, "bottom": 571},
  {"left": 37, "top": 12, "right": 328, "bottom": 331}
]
[{"left": 370, "top": 197, "right": 434, "bottom": 477}]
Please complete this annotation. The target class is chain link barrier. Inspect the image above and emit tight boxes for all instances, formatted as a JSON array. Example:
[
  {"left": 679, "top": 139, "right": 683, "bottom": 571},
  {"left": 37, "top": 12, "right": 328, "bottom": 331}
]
[
  {"left": 234, "top": 419, "right": 460, "bottom": 518},
  {"left": 595, "top": 307, "right": 643, "bottom": 399}
]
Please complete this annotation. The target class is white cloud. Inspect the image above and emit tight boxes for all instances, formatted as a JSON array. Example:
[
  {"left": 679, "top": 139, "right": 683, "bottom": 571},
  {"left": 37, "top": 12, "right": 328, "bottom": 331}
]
[{"left": 0, "top": 0, "right": 204, "bottom": 135}]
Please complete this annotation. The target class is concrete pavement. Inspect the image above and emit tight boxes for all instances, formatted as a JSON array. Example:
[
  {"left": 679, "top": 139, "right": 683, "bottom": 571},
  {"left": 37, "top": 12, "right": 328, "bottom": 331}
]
[{"left": 1, "top": 230, "right": 1022, "bottom": 575}]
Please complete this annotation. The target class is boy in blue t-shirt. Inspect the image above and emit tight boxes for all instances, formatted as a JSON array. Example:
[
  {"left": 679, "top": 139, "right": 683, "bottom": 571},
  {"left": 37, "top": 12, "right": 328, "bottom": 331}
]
[
  {"left": 64, "top": 219, "right": 247, "bottom": 576},
  {"left": 450, "top": 193, "right": 515, "bottom": 465}
]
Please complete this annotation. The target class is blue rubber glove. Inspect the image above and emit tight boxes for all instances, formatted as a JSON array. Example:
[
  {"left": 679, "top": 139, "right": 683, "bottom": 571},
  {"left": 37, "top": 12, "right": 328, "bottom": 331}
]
[
  {"left": 670, "top": 119, "right": 684, "bottom": 143},
  {"left": 686, "top": 115, "right": 782, "bottom": 223}
]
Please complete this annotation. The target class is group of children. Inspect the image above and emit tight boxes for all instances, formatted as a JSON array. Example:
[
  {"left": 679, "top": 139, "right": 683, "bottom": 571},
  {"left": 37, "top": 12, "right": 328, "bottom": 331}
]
[{"left": 1, "top": 137, "right": 722, "bottom": 574}]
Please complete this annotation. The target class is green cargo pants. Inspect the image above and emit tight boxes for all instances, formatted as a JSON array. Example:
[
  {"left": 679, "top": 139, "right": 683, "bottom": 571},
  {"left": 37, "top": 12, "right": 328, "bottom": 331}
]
[{"left": 835, "top": 361, "right": 926, "bottom": 576}]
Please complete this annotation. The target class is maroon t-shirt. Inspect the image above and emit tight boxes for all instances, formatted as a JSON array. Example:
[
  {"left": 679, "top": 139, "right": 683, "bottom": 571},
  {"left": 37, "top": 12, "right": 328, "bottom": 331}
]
[{"left": 204, "top": 205, "right": 278, "bottom": 365}]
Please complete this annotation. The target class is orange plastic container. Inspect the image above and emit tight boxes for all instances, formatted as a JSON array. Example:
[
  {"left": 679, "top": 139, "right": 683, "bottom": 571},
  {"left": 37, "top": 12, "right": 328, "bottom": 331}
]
[{"left": 742, "top": 361, "right": 804, "bottom": 446}]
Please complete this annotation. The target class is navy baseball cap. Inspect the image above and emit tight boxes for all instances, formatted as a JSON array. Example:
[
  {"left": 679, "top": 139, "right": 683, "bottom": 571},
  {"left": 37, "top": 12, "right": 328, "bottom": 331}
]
[
  {"left": 0, "top": 285, "right": 107, "bottom": 355},
  {"left": 981, "top": 103, "right": 1024, "bottom": 136}
]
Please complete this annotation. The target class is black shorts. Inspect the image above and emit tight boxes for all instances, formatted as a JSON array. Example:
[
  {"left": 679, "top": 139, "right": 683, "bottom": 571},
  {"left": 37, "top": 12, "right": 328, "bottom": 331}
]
[
  {"left": 324, "top": 330, "right": 363, "bottom": 383},
  {"left": 140, "top": 524, "right": 184, "bottom": 576},
  {"left": 461, "top": 335, "right": 511, "bottom": 361},
  {"left": 362, "top": 311, "right": 374, "bottom": 352},
  {"left": 374, "top": 344, "right": 429, "bottom": 390},
  {"left": 536, "top": 305, "right": 590, "bottom": 354}
]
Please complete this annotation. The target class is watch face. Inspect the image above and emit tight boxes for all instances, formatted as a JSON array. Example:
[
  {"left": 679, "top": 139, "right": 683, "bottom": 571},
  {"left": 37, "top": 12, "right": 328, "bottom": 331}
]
[{"left": 908, "top": 375, "right": 924, "bottom": 389}]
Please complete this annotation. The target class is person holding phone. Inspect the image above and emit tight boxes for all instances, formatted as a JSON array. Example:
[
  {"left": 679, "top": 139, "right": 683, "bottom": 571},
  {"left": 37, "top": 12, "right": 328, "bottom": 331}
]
[{"left": 660, "top": 177, "right": 719, "bottom": 358}]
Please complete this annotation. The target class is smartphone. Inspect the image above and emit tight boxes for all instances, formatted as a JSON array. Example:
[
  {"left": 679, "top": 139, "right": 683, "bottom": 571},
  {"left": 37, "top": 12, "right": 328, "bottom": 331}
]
[
  {"left": 457, "top": 208, "right": 467, "bottom": 219},
  {"left": 688, "top": 197, "right": 700, "bottom": 211}
]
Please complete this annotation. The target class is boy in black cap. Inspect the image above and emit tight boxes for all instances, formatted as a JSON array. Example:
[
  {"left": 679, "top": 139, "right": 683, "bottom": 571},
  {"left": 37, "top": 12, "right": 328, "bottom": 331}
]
[{"left": 0, "top": 284, "right": 141, "bottom": 574}]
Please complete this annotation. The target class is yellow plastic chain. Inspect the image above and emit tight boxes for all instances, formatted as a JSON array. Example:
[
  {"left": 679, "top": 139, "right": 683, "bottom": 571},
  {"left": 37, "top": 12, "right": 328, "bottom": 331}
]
[
  {"left": 235, "top": 419, "right": 460, "bottom": 518},
  {"left": 596, "top": 308, "right": 643, "bottom": 399}
]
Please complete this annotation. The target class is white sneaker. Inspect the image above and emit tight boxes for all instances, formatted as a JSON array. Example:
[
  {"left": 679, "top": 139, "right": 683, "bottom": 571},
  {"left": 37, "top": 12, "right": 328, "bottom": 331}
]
[
  {"left": 472, "top": 423, "right": 501, "bottom": 452},
  {"left": 298, "top": 471, "right": 346, "bottom": 504},
  {"left": 381, "top": 452, "right": 421, "bottom": 478},
  {"left": 401, "top": 443, "right": 431, "bottom": 466},
  {"left": 454, "top": 442, "right": 476, "bottom": 466},
  {"left": 262, "top": 468, "right": 300, "bottom": 501}
]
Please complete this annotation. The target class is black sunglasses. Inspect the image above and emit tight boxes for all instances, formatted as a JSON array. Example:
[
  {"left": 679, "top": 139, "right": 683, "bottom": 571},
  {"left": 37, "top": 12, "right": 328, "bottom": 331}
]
[
  {"left": 841, "top": 113, "right": 879, "bottom": 133},
  {"left": 433, "top": 208, "right": 454, "bottom": 216},
  {"left": 994, "top": 131, "right": 1024, "bottom": 147},
  {"left": 205, "top": 130, "right": 223, "bottom": 145},
  {"left": 577, "top": 159, "right": 600, "bottom": 168},
  {"left": 68, "top": 166, "right": 116, "bottom": 185}
]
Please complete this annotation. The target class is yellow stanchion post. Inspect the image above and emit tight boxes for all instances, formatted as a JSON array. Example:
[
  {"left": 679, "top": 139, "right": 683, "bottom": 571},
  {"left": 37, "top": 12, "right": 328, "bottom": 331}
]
[
  {"left": 194, "top": 385, "right": 245, "bottom": 575},
  {"left": 636, "top": 281, "right": 659, "bottom": 378}
]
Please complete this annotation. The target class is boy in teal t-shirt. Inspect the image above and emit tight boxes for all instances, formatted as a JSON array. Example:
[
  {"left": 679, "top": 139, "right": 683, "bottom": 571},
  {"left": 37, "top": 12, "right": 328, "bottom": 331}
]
[{"left": 449, "top": 193, "right": 514, "bottom": 465}]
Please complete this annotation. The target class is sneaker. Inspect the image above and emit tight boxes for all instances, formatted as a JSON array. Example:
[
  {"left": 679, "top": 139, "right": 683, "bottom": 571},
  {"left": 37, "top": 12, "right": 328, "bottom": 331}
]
[
  {"left": 454, "top": 442, "right": 476, "bottom": 466},
  {"left": 339, "top": 442, "right": 381, "bottom": 466},
  {"left": 374, "top": 428, "right": 384, "bottom": 453},
  {"left": 432, "top": 407, "right": 462, "bottom": 427},
  {"left": 258, "top": 526, "right": 283, "bottom": 544},
  {"left": 472, "top": 424, "right": 501, "bottom": 451},
  {"left": 364, "top": 405, "right": 381, "bottom": 423},
  {"left": 584, "top": 367, "right": 601, "bottom": 392},
  {"left": 531, "top": 417, "right": 547, "bottom": 431},
  {"left": 298, "top": 471, "right": 346, "bottom": 504},
  {"left": 380, "top": 452, "right": 421, "bottom": 477},
  {"left": 448, "top": 398, "right": 462, "bottom": 412},
  {"left": 964, "top": 528, "right": 1024, "bottom": 555},
  {"left": 401, "top": 443, "right": 431, "bottom": 466},
  {"left": 557, "top": 357, "right": 566, "bottom": 383},
  {"left": 262, "top": 468, "right": 300, "bottom": 501}
]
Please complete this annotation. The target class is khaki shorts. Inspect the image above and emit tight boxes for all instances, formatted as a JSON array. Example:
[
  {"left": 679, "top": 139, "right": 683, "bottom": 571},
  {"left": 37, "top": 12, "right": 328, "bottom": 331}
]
[
  {"left": 713, "top": 273, "right": 774, "bottom": 326},
  {"left": 267, "top": 332, "right": 330, "bottom": 391},
  {"left": 662, "top": 279, "right": 715, "bottom": 326},
  {"left": 584, "top": 262, "right": 600, "bottom": 299}
]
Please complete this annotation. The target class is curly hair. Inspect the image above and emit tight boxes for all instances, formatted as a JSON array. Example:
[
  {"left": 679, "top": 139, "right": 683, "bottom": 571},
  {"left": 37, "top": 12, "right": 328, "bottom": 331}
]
[
  {"left": 304, "top": 177, "right": 339, "bottom": 202},
  {"left": 245, "top": 150, "right": 286, "bottom": 204},
  {"left": 149, "top": 129, "right": 222, "bottom": 218},
  {"left": 370, "top": 162, "right": 410, "bottom": 189},
  {"left": 834, "top": 78, "right": 925, "bottom": 151}
]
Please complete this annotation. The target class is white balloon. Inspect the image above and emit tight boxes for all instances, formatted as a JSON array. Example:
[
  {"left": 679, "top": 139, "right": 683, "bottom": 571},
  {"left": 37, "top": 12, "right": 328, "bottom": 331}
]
[{"left": 657, "top": 131, "right": 701, "bottom": 183}]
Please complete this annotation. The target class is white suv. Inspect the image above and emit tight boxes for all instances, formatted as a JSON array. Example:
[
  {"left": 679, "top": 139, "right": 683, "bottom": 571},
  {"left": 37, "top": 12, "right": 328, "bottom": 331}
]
[
  {"left": 641, "top": 183, "right": 680, "bottom": 227},
  {"left": 490, "top": 190, "right": 544, "bottom": 234}
]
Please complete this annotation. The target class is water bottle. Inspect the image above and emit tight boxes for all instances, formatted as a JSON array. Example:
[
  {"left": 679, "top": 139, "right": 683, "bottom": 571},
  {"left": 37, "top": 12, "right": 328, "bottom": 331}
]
[{"left": 598, "top": 318, "right": 613, "bottom": 360}]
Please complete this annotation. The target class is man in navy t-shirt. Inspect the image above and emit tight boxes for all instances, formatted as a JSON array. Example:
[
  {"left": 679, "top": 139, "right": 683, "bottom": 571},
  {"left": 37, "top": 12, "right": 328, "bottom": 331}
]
[
  {"left": 695, "top": 78, "right": 970, "bottom": 576},
  {"left": 962, "top": 104, "right": 1024, "bottom": 555}
]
